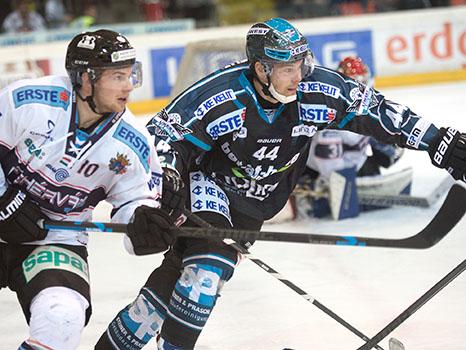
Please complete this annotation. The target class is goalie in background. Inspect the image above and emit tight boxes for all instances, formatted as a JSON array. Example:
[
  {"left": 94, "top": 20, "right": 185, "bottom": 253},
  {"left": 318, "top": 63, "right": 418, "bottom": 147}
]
[{"left": 292, "top": 56, "right": 406, "bottom": 221}]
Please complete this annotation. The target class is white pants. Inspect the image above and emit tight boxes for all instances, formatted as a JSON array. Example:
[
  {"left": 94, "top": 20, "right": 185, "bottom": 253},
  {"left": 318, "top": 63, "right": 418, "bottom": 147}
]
[{"left": 26, "top": 286, "right": 89, "bottom": 350}]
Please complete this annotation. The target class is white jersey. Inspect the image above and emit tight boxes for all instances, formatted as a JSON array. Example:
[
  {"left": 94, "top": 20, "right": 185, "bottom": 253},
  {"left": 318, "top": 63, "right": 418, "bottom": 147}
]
[
  {"left": 0, "top": 75, "right": 163, "bottom": 246},
  {"left": 306, "top": 129, "right": 369, "bottom": 180}
]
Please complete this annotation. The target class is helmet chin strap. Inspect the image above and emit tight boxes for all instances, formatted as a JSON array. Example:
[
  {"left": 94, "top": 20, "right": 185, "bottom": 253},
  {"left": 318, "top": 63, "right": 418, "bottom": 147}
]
[
  {"left": 268, "top": 83, "right": 297, "bottom": 104},
  {"left": 254, "top": 64, "right": 297, "bottom": 105},
  {"left": 76, "top": 84, "right": 104, "bottom": 115}
]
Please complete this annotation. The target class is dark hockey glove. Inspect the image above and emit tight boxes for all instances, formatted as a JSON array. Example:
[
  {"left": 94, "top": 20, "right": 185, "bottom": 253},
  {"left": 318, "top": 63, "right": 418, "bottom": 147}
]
[
  {"left": 127, "top": 205, "right": 176, "bottom": 255},
  {"left": 0, "top": 187, "right": 47, "bottom": 243},
  {"left": 161, "top": 168, "right": 187, "bottom": 219},
  {"left": 428, "top": 127, "right": 466, "bottom": 182}
]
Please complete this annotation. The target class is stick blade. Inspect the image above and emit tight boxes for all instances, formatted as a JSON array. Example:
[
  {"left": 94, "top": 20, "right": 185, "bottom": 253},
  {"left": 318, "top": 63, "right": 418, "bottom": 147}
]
[
  {"left": 415, "top": 183, "right": 466, "bottom": 248},
  {"left": 389, "top": 337, "right": 405, "bottom": 350}
]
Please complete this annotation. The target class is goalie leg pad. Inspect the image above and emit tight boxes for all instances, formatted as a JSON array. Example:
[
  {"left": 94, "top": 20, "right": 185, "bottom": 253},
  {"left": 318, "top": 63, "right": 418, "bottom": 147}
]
[
  {"left": 329, "top": 167, "right": 360, "bottom": 220},
  {"left": 28, "top": 286, "right": 88, "bottom": 350}
]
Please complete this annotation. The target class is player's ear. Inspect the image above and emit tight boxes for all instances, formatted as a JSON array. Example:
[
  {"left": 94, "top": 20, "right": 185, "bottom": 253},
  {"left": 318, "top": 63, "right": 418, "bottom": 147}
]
[
  {"left": 80, "top": 72, "right": 92, "bottom": 91},
  {"left": 254, "top": 62, "right": 267, "bottom": 82}
]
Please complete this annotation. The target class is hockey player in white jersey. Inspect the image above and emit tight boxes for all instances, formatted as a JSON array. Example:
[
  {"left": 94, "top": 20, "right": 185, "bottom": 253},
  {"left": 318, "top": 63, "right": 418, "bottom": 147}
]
[{"left": 0, "top": 30, "right": 176, "bottom": 349}]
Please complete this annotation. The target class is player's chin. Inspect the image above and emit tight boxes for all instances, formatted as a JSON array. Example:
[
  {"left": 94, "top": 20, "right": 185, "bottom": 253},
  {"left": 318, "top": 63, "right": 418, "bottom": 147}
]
[{"left": 115, "top": 98, "right": 128, "bottom": 110}]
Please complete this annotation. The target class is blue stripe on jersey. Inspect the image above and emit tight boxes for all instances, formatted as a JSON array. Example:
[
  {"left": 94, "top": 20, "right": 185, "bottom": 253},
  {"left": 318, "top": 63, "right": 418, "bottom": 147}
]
[
  {"left": 338, "top": 112, "right": 356, "bottom": 128},
  {"left": 113, "top": 120, "right": 150, "bottom": 172},
  {"left": 184, "top": 133, "right": 212, "bottom": 151},
  {"left": 239, "top": 72, "right": 285, "bottom": 124}
]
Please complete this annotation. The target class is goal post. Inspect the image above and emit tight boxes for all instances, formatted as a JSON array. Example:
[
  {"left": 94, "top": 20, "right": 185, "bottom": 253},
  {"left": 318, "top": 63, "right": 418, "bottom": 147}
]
[{"left": 170, "top": 37, "right": 247, "bottom": 100}]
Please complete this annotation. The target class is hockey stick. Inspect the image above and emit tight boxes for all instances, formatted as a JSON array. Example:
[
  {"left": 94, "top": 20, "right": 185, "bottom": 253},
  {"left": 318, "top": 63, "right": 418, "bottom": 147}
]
[
  {"left": 357, "top": 257, "right": 466, "bottom": 350},
  {"left": 357, "top": 175, "right": 452, "bottom": 208},
  {"left": 184, "top": 209, "right": 388, "bottom": 350},
  {"left": 294, "top": 175, "right": 452, "bottom": 208},
  {"left": 42, "top": 183, "right": 466, "bottom": 249}
]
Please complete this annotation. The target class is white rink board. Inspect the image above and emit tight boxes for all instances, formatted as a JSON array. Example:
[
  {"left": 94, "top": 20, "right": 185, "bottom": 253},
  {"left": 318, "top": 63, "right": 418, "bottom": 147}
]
[{"left": 1, "top": 81, "right": 466, "bottom": 349}]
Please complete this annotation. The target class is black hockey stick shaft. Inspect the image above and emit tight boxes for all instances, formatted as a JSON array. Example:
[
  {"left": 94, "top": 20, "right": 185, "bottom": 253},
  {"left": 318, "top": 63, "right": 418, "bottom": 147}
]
[
  {"left": 184, "top": 210, "right": 385, "bottom": 350},
  {"left": 357, "top": 258, "right": 466, "bottom": 350},
  {"left": 185, "top": 183, "right": 466, "bottom": 249},
  {"left": 42, "top": 184, "right": 466, "bottom": 249},
  {"left": 294, "top": 175, "right": 453, "bottom": 208}
]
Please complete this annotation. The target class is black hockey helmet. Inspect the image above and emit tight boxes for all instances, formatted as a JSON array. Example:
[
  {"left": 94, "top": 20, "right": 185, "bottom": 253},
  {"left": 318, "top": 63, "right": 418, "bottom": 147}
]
[
  {"left": 65, "top": 29, "right": 140, "bottom": 88},
  {"left": 246, "top": 18, "right": 314, "bottom": 77}
]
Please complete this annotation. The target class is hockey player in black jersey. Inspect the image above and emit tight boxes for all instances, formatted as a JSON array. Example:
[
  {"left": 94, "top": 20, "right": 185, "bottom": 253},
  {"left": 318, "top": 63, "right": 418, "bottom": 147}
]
[{"left": 96, "top": 18, "right": 466, "bottom": 350}]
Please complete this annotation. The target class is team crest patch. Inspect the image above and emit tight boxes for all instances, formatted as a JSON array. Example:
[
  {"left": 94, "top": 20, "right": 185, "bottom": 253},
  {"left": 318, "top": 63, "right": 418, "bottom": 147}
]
[
  {"left": 347, "top": 83, "right": 379, "bottom": 115},
  {"left": 147, "top": 109, "right": 192, "bottom": 141},
  {"left": 108, "top": 153, "right": 131, "bottom": 174}
]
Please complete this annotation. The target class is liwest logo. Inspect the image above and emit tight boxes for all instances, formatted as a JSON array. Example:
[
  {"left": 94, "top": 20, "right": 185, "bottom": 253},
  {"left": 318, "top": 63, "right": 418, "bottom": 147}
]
[
  {"left": 13, "top": 85, "right": 70, "bottom": 111},
  {"left": 207, "top": 108, "right": 245, "bottom": 140},
  {"left": 113, "top": 120, "right": 150, "bottom": 172},
  {"left": 299, "top": 104, "right": 336, "bottom": 123},
  {"left": 46, "top": 163, "right": 70, "bottom": 182}
]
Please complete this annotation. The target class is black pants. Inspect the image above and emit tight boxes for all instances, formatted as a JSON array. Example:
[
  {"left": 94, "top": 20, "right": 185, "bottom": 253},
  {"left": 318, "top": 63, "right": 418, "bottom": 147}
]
[
  {"left": 0, "top": 243, "right": 91, "bottom": 324},
  {"left": 95, "top": 207, "right": 262, "bottom": 350}
]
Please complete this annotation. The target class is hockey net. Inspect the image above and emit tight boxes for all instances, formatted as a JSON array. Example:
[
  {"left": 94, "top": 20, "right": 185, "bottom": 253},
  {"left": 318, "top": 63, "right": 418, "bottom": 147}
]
[{"left": 170, "top": 37, "right": 247, "bottom": 100}]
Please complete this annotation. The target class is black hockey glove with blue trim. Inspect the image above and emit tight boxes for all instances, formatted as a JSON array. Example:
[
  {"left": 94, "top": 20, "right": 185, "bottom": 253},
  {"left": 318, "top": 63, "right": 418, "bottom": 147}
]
[
  {"left": 161, "top": 167, "right": 187, "bottom": 220},
  {"left": 127, "top": 205, "right": 176, "bottom": 255},
  {"left": 429, "top": 127, "right": 466, "bottom": 183},
  {"left": 0, "top": 187, "right": 48, "bottom": 243}
]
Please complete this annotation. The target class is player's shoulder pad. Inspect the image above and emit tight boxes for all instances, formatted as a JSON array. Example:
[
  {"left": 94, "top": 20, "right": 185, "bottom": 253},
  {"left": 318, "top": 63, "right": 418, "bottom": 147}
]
[
  {"left": 112, "top": 115, "right": 153, "bottom": 173},
  {"left": 9, "top": 75, "right": 72, "bottom": 111},
  {"left": 298, "top": 66, "right": 356, "bottom": 100},
  {"left": 167, "top": 62, "right": 248, "bottom": 121}
]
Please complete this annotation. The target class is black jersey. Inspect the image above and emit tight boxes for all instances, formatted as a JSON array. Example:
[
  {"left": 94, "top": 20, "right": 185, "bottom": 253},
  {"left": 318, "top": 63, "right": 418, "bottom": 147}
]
[{"left": 148, "top": 62, "right": 439, "bottom": 220}]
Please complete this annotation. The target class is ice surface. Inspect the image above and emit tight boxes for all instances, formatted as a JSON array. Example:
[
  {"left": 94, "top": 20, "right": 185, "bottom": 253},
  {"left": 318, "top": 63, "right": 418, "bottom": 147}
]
[{"left": 2, "top": 82, "right": 466, "bottom": 349}]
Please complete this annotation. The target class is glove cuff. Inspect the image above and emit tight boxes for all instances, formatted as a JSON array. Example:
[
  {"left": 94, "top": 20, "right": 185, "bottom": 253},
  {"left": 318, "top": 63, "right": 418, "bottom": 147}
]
[
  {"left": 0, "top": 187, "right": 27, "bottom": 222},
  {"left": 429, "top": 127, "right": 460, "bottom": 169}
]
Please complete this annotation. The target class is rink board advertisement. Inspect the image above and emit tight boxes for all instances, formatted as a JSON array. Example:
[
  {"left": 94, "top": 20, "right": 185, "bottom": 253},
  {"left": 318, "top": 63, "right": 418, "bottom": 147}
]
[
  {"left": 148, "top": 30, "right": 374, "bottom": 98},
  {"left": 0, "top": 6, "right": 464, "bottom": 111}
]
